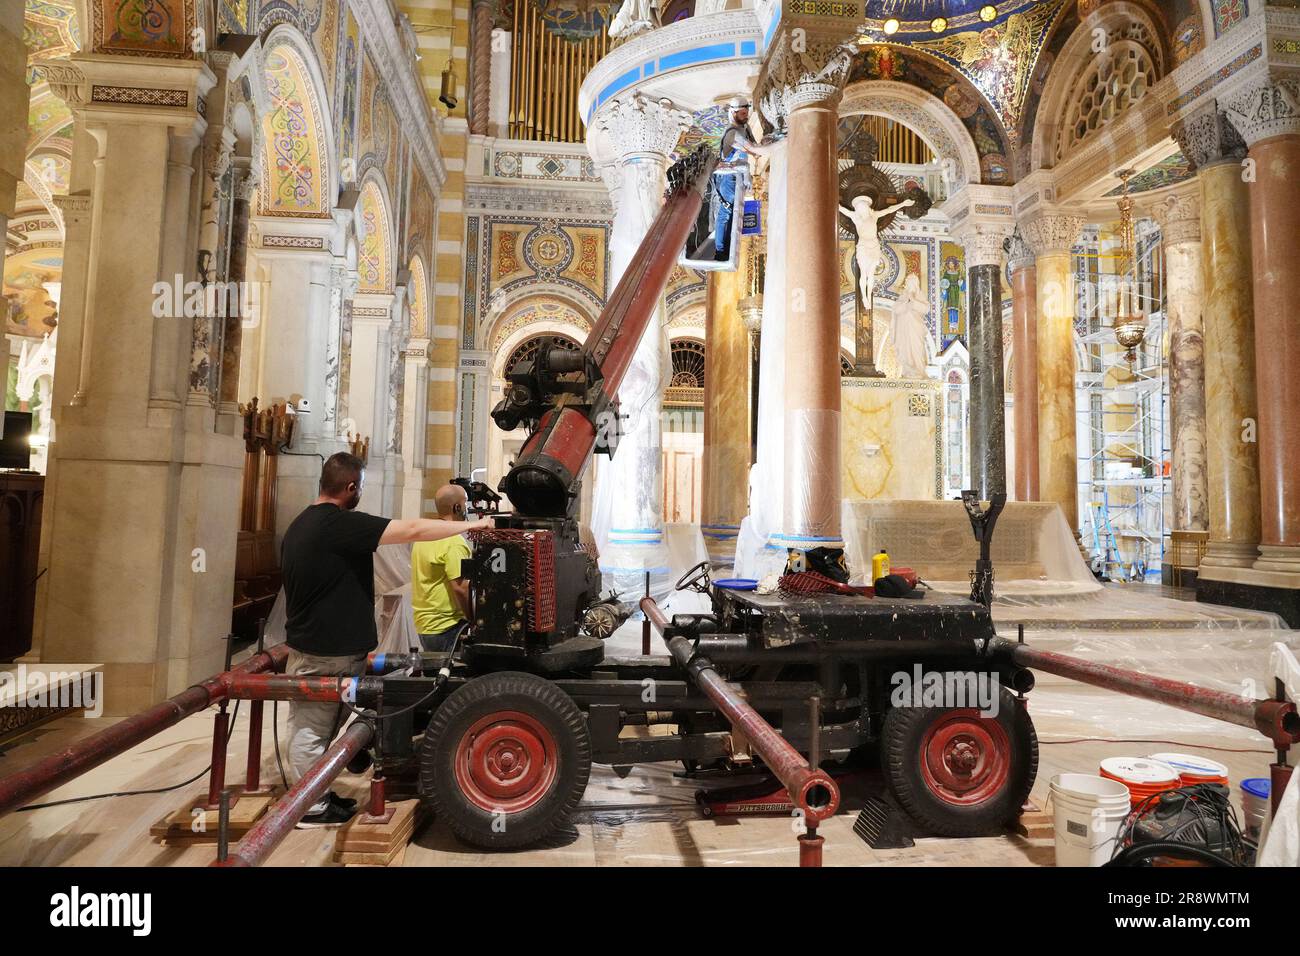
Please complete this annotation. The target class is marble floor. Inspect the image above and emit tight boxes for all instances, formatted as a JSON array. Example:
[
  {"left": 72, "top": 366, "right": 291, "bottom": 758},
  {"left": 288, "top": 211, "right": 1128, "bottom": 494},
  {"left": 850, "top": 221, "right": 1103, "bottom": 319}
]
[{"left": 0, "top": 587, "right": 1294, "bottom": 867}]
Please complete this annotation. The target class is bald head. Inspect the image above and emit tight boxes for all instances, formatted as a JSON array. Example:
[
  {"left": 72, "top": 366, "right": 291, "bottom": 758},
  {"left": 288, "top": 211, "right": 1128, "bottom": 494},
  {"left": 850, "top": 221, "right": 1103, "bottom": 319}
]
[{"left": 434, "top": 483, "right": 468, "bottom": 520}]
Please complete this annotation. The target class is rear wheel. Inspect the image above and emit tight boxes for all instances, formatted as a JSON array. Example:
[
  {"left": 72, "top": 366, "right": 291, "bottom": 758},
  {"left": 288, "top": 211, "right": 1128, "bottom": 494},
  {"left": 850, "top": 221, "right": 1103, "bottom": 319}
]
[
  {"left": 420, "top": 671, "right": 591, "bottom": 849},
  {"left": 881, "top": 684, "right": 1037, "bottom": 836}
]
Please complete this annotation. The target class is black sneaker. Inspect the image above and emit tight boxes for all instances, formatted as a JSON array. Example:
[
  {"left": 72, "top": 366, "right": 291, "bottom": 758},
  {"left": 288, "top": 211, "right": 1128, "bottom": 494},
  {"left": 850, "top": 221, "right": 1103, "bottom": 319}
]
[
  {"left": 296, "top": 802, "right": 355, "bottom": 828},
  {"left": 345, "top": 750, "right": 373, "bottom": 775},
  {"left": 329, "top": 791, "right": 357, "bottom": 810}
]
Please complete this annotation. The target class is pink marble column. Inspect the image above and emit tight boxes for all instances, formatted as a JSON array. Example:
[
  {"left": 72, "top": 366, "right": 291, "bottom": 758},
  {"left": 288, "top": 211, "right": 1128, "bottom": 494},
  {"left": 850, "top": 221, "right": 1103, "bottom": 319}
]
[
  {"left": 1006, "top": 232, "right": 1038, "bottom": 501},
  {"left": 1226, "top": 78, "right": 1300, "bottom": 577},
  {"left": 775, "top": 78, "right": 845, "bottom": 559}
]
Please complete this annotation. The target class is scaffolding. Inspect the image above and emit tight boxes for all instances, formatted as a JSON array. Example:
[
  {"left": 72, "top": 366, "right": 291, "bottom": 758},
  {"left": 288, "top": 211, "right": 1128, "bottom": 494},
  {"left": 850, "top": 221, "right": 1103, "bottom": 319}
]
[{"left": 1075, "top": 221, "right": 1169, "bottom": 582}]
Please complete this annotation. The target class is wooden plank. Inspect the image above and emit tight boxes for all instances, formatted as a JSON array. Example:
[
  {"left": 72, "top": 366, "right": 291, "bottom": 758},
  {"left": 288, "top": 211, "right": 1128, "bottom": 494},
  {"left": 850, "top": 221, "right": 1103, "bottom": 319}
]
[
  {"left": 333, "top": 800, "right": 421, "bottom": 863},
  {"left": 150, "top": 791, "right": 277, "bottom": 843}
]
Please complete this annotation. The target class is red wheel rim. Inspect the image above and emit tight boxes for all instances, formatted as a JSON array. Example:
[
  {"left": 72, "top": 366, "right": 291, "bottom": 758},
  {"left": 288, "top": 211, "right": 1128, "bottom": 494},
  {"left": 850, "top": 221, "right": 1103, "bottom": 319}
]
[
  {"left": 454, "top": 710, "right": 558, "bottom": 813},
  {"left": 918, "top": 709, "right": 1010, "bottom": 806}
]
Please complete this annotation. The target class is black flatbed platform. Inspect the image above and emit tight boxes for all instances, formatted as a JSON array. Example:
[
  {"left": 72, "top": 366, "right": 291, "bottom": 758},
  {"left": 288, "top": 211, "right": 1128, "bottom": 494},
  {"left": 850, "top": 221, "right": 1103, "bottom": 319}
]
[{"left": 713, "top": 586, "right": 995, "bottom": 647}]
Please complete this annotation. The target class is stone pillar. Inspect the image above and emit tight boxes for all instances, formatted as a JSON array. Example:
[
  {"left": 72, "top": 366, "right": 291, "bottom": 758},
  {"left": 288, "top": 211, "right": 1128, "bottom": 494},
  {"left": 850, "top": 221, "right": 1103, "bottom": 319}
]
[
  {"left": 591, "top": 94, "right": 690, "bottom": 588},
  {"left": 469, "top": 0, "right": 494, "bottom": 137},
  {"left": 775, "top": 69, "right": 849, "bottom": 561},
  {"left": 955, "top": 226, "right": 1010, "bottom": 499},
  {"left": 1149, "top": 193, "right": 1207, "bottom": 536},
  {"left": 1006, "top": 231, "right": 1038, "bottom": 501},
  {"left": 0, "top": 0, "right": 28, "bottom": 375},
  {"left": 34, "top": 56, "right": 245, "bottom": 711},
  {"left": 219, "top": 167, "right": 256, "bottom": 416},
  {"left": 401, "top": 337, "right": 430, "bottom": 518},
  {"left": 1172, "top": 104, "right": 1259, "bottom": 576},
  {"left": 1225, "top": 77, "right": 1300, "bottom": 583},
  {"left": 701, "top": 269, "right": 750, "bottom": 565},
  {"left": 1022, "top": 212, "right": 1085, "bottom": 541}
]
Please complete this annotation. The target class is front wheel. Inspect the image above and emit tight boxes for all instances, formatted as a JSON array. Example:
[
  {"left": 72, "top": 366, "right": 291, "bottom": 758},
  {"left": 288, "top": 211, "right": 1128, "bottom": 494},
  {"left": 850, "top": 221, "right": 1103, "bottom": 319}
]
[
  {"left": 419, "top": 671, "right": 592, "bottom": 849},
  {"left": 881, "top": 685, "right": 1037, "bottom": 837}
]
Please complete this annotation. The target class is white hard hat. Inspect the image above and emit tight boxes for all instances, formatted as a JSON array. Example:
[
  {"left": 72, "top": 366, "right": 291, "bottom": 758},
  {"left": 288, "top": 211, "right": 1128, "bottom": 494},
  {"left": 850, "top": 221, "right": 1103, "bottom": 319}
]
[{"left": 728, "top": 96, "right": 750, "bottom": 112}]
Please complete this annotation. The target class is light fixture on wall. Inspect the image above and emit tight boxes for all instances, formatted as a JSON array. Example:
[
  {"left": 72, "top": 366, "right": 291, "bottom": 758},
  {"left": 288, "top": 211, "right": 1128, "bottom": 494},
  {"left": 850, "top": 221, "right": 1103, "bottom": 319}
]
[
  {"left": 411, "top": 21, "right": 459, "bottom": 112},
  {"left": 979, "top": 5, "right": 998, "bottom": 22},
  {"left": 883, "top": 18, "right": 900, "bottom": 34},
  {"left": 930, "top": 16, "right": 948, "bottom": 32},
  {"left": 440, "top": 59, "right": 459, "bottom": 110}
]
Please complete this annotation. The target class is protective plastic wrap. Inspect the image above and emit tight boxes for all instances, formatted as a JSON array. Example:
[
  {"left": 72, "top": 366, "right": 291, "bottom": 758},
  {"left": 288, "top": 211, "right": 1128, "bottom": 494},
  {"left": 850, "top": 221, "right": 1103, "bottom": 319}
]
[{"left": 776, "top": 407, "right": 842, "bottom": 548}]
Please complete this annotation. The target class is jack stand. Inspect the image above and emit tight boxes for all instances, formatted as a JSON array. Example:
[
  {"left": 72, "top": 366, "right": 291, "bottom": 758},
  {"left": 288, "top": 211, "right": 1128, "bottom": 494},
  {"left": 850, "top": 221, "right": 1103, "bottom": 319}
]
[
  {"left": 357, "top": 700, "right": 395, "bottom": 826},
  {"left": 799, "top": 829, "right": 824, "bottom": 867},
  {"left": 962, "top": 491, "right": 1005, "bottom": 607},
  {"left": 240, "top": 620, "right": 276, "bottom": 798},
  {"left": 203, "top": 633, "right": 240, "bottom": 811}
]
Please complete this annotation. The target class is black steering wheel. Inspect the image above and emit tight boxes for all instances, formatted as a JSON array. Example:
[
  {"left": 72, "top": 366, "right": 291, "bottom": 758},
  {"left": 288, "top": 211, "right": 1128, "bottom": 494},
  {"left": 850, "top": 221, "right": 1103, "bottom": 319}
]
[{"left": 676, "top": 561, "right": 712, "bottom": 593}]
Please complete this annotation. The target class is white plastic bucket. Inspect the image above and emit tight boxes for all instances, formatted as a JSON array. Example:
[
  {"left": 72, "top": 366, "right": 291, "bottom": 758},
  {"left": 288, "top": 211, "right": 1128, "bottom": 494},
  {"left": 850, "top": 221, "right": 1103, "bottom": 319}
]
[{"left": 1049, "top": 773, "right": 1132, "bottom": 867}]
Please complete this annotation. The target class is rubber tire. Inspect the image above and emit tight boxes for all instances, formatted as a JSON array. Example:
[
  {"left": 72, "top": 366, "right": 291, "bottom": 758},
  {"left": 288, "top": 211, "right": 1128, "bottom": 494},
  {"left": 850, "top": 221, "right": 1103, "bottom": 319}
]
[
  {"left": 419, "top": 671, "right": 591, "bottom": 849},
  {"left": 881, "top": 685, "right": 1038, "bottom": 837}
]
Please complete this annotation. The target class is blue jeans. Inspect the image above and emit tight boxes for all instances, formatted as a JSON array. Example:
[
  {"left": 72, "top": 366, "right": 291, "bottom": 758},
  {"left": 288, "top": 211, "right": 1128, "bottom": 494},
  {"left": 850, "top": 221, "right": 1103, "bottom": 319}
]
[
  {"left": 419, "top": 620, "right": 468, "bottom": 652},
  {"left": 714, "top": 173, "right": 736, "bottom": 255}
]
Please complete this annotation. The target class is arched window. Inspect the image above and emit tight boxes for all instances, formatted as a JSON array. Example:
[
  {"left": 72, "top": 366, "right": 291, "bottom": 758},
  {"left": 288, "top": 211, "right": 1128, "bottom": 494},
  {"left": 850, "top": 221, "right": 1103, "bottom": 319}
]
[
  {"left": 666, "top": 339, "right": 706, "bottom": 406},
  {"left": 1055, "top": 41, "right": 1158, "bottom": 162},
  {"left": 503, "top": 333, "right": 580, "bottom": 379}
]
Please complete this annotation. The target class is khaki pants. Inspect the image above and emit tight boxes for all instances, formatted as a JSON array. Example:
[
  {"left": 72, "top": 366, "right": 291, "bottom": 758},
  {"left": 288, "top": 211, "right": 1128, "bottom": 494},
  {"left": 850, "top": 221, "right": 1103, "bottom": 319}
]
[{"left": 286, "top": 648, "right": 368, "bottom": 814}]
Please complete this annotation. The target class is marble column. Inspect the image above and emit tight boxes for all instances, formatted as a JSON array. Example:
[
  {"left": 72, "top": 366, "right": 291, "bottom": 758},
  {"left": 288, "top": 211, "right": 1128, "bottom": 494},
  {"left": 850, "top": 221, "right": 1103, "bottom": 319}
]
[
  {"left": 219, "top": 167, "right": 255, "bottom": 416},
  {"left": 1022, "top": 212, "right": 1085, "bottom": 541},
  {"left": 958, "top": 228, "right": 1010, "bottom": 499},
  {"left": 1150, "top": 192, "right": 1207, "bottom": 535},
  {"left": 1172, "top": 104, "right": 1259, "bottom": 573},
  {"left": 701, "top": 268, "right": 750, "bottom": 565},
  {"left": 1225, "top": 77, "right": 1300, "bottom": 579},
  {"left": 469, "top": 0, "right": 493, "bottom": 137},
  {"left": 1006, "top": 232, "right": 1038, "bottom": 501},
  {"left": 775, "top": 74, "right": 848, "bottom": 560},
  {"left": 0, "top": 0, "right": 27, "bottom": 371},
  {"left": 591, "top": 94, "right": 690, "bottom": 588}
]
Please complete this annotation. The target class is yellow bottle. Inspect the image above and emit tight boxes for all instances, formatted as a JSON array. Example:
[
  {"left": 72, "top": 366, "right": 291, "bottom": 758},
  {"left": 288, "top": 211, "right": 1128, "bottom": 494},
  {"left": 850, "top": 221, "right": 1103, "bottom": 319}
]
[{"left": 871, "top": 549, "right": 890, "bottom": 581}]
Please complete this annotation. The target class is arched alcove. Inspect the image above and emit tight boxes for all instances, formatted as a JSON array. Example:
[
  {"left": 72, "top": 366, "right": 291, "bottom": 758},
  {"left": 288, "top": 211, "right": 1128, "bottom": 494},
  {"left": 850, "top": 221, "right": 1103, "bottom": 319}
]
[
  {"left": 258, "top": 36, "right": 333, "bottom": 217},
  {"left": 356, "top": 176, "right": 394, "bottom": 293}
]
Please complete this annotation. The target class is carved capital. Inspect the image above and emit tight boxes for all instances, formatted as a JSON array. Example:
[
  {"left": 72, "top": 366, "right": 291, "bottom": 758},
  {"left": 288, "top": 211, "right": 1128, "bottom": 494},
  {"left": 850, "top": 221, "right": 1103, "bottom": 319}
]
[
  {"left": 1171, "top": 100, "right": 1247, "bottom": 171},
  {"left": 954, "top": 221, "right": 1013, "bottom": 269},
  {"left": 1148, "top": 192, "right": 1201, "bottom": 246},
  {"left": 1223, "top": 76, "right": 1300, "bottom": 148},
  {"left": 597, "top": 93, "right": 691, "bottom": 162},
  {"left": 1020, "top": 213, "right": 1084, "bottom": 257},
  {"left": 34, "top": 60, "right": 87, "bottom": 107},
  {"left": 1003, "top": 230, "right": 1036, "bottom": 271},
  {"left": 758, "top": 34, "right": 854, "bottom": 128}
]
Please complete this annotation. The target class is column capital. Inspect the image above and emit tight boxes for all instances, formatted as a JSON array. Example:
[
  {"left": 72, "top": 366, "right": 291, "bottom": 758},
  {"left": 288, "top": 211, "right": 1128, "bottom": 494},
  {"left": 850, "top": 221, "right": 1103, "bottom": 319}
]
[
  {"left": 596, "top": 93, "right": 691, "bottom": 164},
  {"left": 35, "top": 52, "right": 215, "bottom": 132},
  {"left": 757, "top": 33, "right": 853, "bottom": 126},
  {"left": 1020, "top": 211, "right": 1085, "bottom": 257},
  {"left": 1003, "top": 230, "right": 1036, "bottom": 273},
  {"left": 953, "top": 221, "right": 1013, "bottom": 268},
  {"left": 1147, "top": 191, "right": 1201, "bottom": 245},
  {"left": 1223, "top": 75, "right": 1300, "bottom": 147},
  {"left": 1171, "top": 99, "right": 1247, "bottom": 171}
]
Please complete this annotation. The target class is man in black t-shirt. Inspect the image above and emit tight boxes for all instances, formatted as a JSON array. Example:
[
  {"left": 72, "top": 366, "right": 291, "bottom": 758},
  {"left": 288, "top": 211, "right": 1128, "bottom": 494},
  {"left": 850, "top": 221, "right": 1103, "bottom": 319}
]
[{"left": 281, "top": 452, "right": 490, "bottom": 826}]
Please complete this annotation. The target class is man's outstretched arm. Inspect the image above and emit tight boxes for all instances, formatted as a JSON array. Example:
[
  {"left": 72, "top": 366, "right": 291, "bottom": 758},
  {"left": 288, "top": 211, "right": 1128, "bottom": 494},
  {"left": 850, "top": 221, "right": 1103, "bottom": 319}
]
[{"left": 380, "top": 516, "right": 492, "bottom": 546}]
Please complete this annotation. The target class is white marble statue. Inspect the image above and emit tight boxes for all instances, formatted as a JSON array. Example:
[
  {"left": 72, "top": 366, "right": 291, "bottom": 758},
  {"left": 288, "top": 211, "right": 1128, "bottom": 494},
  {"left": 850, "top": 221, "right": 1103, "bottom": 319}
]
[
  {"left": 876, "top": 273, "right": 933, "bottom": 379},
  {"left": 608, "top": 0, "right": 659, "bottom": 38},
  {"left": 839, "top": 194, "right": 915, "bottom": 312}
]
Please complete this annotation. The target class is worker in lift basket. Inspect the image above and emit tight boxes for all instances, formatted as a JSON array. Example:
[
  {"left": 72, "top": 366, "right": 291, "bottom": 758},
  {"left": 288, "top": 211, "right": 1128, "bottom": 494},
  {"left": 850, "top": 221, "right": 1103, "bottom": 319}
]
[
  {"left": 713, "top": 95, "right": 775, "bottom": 261},
  {"left": 280, "top": 452, "right": 493, "bottom": 827}
]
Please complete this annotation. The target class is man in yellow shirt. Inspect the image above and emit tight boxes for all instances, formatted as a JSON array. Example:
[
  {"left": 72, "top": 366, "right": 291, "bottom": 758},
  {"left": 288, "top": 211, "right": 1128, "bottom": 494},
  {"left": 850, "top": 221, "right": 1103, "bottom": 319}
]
[{"left": 411, "top": 484, "right": 474, "bottom": 650}]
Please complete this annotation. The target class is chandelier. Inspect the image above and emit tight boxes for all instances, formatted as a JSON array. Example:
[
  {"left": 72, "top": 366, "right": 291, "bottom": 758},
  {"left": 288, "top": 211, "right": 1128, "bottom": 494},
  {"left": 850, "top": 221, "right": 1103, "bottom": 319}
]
[{"left": 1111, "top": 169, "right": 1147, "bottom": 364}]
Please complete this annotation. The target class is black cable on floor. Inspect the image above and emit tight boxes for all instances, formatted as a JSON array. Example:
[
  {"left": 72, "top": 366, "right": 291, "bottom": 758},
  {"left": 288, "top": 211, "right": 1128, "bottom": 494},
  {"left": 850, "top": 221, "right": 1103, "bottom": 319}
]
[{"left": 16, "top": 701, "right": 242, "bottom": 812}]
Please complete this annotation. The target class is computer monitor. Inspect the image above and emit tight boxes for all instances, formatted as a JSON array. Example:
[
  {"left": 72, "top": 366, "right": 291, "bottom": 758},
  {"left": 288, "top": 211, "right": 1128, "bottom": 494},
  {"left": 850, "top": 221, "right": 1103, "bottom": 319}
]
[{"left": 0, "top": 411, "right": 33, "bottom": 469}]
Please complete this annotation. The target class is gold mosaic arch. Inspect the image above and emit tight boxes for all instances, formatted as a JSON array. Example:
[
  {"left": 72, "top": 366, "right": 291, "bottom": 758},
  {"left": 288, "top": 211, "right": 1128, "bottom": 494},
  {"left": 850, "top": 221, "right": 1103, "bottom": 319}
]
[
  {"left": 408, "top": 255, "right": 429, "bottom": 339},
  {"left": 258, "top": 41, "right": 330, "bottom": 217},
  {"left": 357, "top": 178, "right": 393, "bottom": 293}
]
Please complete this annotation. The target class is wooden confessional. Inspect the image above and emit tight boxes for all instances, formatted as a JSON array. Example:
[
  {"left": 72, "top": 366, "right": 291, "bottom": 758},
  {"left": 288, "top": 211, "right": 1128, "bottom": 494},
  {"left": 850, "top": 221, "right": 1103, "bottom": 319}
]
[{"left": 231, "top": 398, "right": 294, "bottom": 642}]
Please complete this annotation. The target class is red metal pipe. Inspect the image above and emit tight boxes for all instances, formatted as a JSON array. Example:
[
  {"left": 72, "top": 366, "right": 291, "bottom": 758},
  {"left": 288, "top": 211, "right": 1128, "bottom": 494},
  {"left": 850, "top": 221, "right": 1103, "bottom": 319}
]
[
  {"left": 641, "top": 596, "right": 841, "bottom": 826},
  {"left": 205, "top": 708, "right": 231, "bottom": 810},
  {"left": 998, "top": 639, "right": 1300, "bottom": 750},
  {"left": 0, "top": 644, "right": 289, "bottom": 816},
  {"left": 245, "top": 700, "right": 265, "bottom": 792},
  {"left": 215, "top": 720, "right": 374, "bottom": 867},
  {"left": 798, "top": 832, "right": 824, "bottom": 868},
  {"left": 222, "top": 672, "right": 353, "bottom": 703}
]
